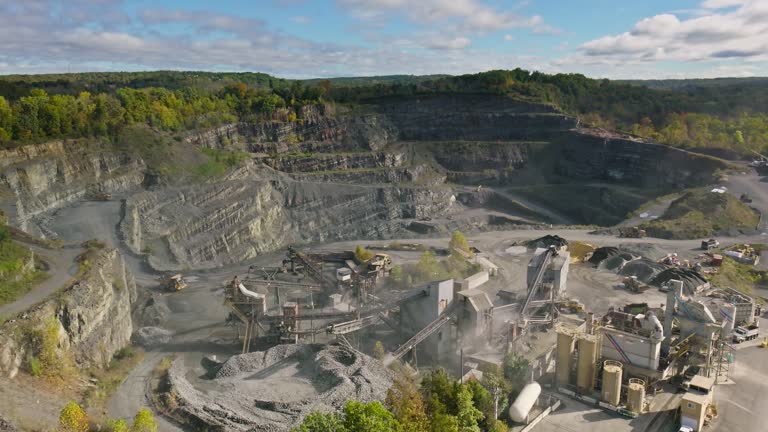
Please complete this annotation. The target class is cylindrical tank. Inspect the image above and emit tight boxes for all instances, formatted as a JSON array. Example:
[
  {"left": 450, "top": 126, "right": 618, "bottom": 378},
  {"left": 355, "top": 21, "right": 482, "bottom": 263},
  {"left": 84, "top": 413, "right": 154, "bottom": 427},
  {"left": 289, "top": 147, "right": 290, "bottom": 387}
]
[
  {"left": 601, "top": 360, "right": 623, "bottom": 406},
  {"left": 509, "top": 381, "right": 542, "bottom": 423},
  {"left": 720, "top": 303, "right": 736, "bottom": 336},
  {"left": 627, "top": 378, "right": 645, "bottom": 413},
  {"left": 556, "top": 331, "right": 575, "bottom": 386},
  {"left": 576, "top": 335, "right": 598, "bottom": 393}
]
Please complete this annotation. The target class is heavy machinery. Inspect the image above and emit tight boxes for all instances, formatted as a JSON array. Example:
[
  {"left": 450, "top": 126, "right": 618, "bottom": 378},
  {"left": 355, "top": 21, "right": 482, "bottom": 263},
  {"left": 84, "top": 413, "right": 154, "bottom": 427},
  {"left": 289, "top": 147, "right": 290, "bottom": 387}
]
[
  {"left": 700, "top": 238, "right": 719, "bottom": 250},
  {"left": 92, "top": 192, "right": 112, "bottom": 201},
  {"left": 165, "top": 274, "right": 188, "bottom": 291},
  {"left": 367, "top": 253, "right": 392, "bottom": 273},
  {"left": 623, "top": 276, "right": 650, "bottom": 293},
  {"left": 733, "top": 323, "right": 759, "bottom": 343},
  {"left": 619, "top": 226, "right": 646, "bottom": 238},
  {"left": 557, "top": 299, "right": 585, "bottom": 314}
]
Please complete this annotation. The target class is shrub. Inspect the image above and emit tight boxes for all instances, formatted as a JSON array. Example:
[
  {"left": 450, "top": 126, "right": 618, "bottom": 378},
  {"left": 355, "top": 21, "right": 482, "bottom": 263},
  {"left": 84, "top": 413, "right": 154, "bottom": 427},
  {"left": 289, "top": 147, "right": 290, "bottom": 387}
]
[
  {"left": 59, "top": 401, "right": 89, "bottom": 432},
  {"left": 28, "top": 355, "right": 42, "bottom": 377},
  {"left": 130, "top": 408, "right": 158, "bottom": 432},
  {"left": 354, "top": 245, "right": 374, "bottom": 262}
]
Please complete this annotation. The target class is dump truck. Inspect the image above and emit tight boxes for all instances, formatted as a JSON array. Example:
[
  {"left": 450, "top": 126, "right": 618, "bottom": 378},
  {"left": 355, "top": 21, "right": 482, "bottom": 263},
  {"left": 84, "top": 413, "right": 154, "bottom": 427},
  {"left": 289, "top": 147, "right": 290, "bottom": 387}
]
[
  {"left": 733, "top": 323, "right": 759, "bottom": 343},
  {"left": 619, "top": 227, "right": 646, "bottom": 238},
  {"left": 367, "top": 253, "right": 392, "bottom": 272},
  {"left": 700, "top": 238, "right": 719, "bottom": 250},
  {"left": 165, "top": 274, "right": 188, "bottom": 292}
]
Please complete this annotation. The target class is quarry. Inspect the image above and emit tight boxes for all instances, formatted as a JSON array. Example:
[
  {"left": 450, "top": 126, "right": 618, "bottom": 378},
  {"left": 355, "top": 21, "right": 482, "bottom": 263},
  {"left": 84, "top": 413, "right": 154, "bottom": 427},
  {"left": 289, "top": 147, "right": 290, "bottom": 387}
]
[{"left": 1, "top": 92, "right": 768, "bottom": 432}]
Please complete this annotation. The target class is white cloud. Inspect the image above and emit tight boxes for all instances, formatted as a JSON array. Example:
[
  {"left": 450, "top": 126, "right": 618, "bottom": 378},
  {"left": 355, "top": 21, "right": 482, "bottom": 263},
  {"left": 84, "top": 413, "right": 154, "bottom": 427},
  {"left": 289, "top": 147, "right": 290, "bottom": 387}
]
[
  {"left": 337, "top": 0, "right": 558, "bottom": 33},
  {"left": 579, "top": 1, "right": 768, "bottom": 63},
  {"left": 701, "top": 0, "right": 748, "bottom": 9},
  {"left": 504, "top": 34, "right": 514, "bottom": 41},
  {"left": 425, "top": 36, "right": 471, "bottom": 50}
]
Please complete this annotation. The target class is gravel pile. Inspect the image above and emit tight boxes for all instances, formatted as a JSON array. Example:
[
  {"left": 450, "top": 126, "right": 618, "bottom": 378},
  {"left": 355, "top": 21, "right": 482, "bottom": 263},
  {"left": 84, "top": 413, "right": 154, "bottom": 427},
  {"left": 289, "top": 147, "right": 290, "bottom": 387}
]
[
  {"left": 650, "top": 268, "right": 709, "bottom": 295},
  {"left": 0, "top": 416, "right": 17, "bottom": 432},
  {"left": 588, "top": 247, "right": 621, "bottom": 265},
  {"left": 166, "top": 343, "right": 395, "bottom": 432},
  {"left": 133, "top": 326, "right": 173, "bottom": 347},
  {"left": 598, "top": 253, "right": 637, "bottom": 271},
  {"left": 619, "top": 258, "right": 668, "bottom": 283}
]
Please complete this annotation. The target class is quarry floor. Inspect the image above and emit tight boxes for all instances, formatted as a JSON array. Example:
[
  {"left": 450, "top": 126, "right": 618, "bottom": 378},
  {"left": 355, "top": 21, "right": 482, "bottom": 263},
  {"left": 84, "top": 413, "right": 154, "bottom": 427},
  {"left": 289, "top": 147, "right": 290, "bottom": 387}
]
[{"left": 4, "top": 171, "right": 768, "bottom": 431}]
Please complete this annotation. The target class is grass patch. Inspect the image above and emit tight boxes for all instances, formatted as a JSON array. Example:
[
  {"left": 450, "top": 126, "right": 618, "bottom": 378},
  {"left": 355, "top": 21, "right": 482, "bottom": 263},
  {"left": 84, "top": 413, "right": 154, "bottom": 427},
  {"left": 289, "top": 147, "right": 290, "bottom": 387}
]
[
  {"left": 84, "top": 346, "right": 145, "bottom": 411},
  {"left": 0, "top": 236, "right": 49, "bottom": 306},
  {"left": 709, "top": 257, "right": 760, "bottom": 295},
  {"left": 192, "top": 147, "right": 250, "bottom": 179},
  {"left": 642, "top": 190, "right": 759, "bottom": 239}
]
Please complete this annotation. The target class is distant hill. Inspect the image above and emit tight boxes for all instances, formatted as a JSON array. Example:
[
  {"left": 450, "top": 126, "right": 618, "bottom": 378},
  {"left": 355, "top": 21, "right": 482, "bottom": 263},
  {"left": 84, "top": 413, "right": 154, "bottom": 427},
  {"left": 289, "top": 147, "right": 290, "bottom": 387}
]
[
  {"left": 303, "top": 74, "right": 449, "bottom": 87},
  {"left": 620, "top": 77, "right": 768, "bottom": 91}
]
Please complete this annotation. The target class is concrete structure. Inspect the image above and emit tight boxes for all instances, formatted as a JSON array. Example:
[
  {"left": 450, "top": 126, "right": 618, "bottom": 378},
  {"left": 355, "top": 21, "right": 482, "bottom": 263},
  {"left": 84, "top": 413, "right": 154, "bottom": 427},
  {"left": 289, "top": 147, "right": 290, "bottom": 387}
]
[
  {"left": 599, "top": 325, "right": 662, "bottom": 371},
  {"left": 456, "top": 288, "right": 493, "bottom": 341},
  {"left": 681, "top": 375, "right": 715, "bottom": 432},
  {"left": 400, "top": 279, "right": 456, "bottom": 361},
  {"left": 528, "top": 247, "right": 570, "bottom": 298},
  {"left": 719, "top": 303, "right": 737, "bottom": 336},
  {"left": 455, "top": 271, "right": 489, "bottom": 291},
  {"left": 475, "top": 256, "right": 498, "bottom": 276},
  {"left": 627, "top": 378, "right": 645, "bottom": 414},
  {"left": 576, "top": 334, "right": 599, "bottom": 394},
  {"left": 601, "top": 360, "right": 622, "bottom": 406},
  {"left": 556, "top": 329, "right": 576, "bottom": 386}
]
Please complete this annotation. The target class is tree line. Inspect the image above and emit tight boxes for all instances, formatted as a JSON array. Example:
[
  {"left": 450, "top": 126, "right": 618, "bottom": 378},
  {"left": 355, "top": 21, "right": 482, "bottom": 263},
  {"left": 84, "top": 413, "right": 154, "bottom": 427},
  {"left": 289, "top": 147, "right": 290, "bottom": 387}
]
[
  {"left": 2, "top": 69, "right": 768, "bottom": 154},
  {"left": 0, "top": 80, "right": 325, "bottom": 147}
]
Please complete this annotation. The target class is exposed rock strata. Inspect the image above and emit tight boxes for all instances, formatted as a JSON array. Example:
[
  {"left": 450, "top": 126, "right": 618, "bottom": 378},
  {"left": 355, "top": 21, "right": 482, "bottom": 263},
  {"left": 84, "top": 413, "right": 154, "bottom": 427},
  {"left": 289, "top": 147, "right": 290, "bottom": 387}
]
[{"left": 0, "top": 248, "right": 136, "bottom": 378}]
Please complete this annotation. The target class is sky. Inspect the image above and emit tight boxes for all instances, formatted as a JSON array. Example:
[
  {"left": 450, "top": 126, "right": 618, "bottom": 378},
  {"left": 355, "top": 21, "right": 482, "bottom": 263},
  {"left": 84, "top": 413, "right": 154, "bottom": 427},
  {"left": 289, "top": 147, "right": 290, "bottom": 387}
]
[{"left": 0, "top": 0, "right": 766, "bottom": 79}]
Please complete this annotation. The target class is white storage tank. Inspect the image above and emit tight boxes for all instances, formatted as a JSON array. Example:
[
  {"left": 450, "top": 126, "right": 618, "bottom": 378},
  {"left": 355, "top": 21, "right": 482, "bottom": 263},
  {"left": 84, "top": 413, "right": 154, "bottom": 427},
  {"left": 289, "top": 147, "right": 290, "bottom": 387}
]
[
  {"left": 509, "top": 381, "right": 541, "bottom": 423},
  {"left": 720, "top": 303, "right": 736, "bottom": 336}
]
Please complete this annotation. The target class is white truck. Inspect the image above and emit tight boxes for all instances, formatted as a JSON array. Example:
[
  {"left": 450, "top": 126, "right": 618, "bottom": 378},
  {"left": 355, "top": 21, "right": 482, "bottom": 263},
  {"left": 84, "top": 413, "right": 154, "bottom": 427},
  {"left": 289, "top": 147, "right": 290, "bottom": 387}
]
[{"left": 733, "top": 323, "right": 759, "bottom": 343}]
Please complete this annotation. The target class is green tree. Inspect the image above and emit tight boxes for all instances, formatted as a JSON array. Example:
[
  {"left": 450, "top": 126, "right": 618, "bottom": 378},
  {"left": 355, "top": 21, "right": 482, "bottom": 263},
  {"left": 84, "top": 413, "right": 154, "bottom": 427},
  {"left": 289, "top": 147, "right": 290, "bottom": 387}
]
[
  {"left": 292, "top": 411, "right": 346, "bottom": 432},
  {"left": 355, "top": 245, "right": 374, "bottom": 262},
  {"left": 421, "top": 368, "right": 457, "bottom": 415},
  {"left": 342, "top": 401, "right": 400, "bottom": 432},
  {"left": 479, "top": 365, "right": 510, "bottom": 422},
  {"left": 106, "top": 418, "right": 130, "bottom": 432},
  {"left": 386, "top": 376, "right": 429, "bottom": 432},
  {"left": 390, "top": 264, "right": 403, "bottom": 285},
  {"left": 373, "top": 341, "right": 386, "bottom": 360},
  {"left": 59, "top": 401, "right": 89, "bottom": 432},
  {"left": 455, "top": 384, "right": 483, "bottom": 432},
  {"left": 503, "top": 352, "right": 530, "bottom": 393},
  {"left": 415, "top": 251, "right": 443, "bottom": 282},
  {"left": 130, "top": 408, "right": 158, "bottom": 432},
  {"left": 449, "top": 232, "right": 471, "bottom": 255}
]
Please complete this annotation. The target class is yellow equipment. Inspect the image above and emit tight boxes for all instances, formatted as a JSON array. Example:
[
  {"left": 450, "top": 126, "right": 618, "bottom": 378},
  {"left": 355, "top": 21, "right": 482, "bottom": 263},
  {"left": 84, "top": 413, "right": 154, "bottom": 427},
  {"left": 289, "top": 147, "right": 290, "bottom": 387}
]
[
  {"left": 166, "top": 274, "right": 187, "bottom": 291},
  {"left": 760, "top": 337, "right": 768, "bottom": 348},
  {"left": 619, "top": 227, "right": 646, "bottom": 238}
]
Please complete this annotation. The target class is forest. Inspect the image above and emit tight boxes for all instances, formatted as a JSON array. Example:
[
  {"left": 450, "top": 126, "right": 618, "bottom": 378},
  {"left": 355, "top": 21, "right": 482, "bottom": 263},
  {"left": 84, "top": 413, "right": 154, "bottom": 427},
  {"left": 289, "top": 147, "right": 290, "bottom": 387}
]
[{"left": 1, "top": 69, "right": 767, "bottom": 155}]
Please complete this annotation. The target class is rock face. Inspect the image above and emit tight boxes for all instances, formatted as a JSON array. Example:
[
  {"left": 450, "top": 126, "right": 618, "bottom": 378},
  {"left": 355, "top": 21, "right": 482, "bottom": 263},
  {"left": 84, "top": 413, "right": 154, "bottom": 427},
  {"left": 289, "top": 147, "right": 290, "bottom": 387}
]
[
  {"left": 0, "top": 248, "right": 137, "bottom": 378},
  {"left": 0, "top": 141, "right": 146, "bottom": 235},
  {"left": 121, "top": 164, "right": 455, "bottom": 269}
]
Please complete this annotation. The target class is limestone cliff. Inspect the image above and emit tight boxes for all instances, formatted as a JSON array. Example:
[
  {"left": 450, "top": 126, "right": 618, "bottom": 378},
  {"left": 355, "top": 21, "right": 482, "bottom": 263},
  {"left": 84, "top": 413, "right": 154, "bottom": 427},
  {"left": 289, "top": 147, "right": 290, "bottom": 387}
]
[
  {"left": 0, "top": 247, "right": 136, "bottom": 378},
  {"left": 0, "top": 141, "right": 146, "bottom": 235}
]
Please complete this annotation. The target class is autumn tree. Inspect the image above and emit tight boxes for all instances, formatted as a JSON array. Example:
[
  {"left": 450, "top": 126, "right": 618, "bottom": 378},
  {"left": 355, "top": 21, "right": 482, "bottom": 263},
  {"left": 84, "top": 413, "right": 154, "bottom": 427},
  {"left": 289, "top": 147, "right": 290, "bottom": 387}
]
[
  {"left": 355, "top": 245, "right": 374, "bottom": 262},
  {"left": 385, "top": 376, "right": 429, "bottom": 432}
]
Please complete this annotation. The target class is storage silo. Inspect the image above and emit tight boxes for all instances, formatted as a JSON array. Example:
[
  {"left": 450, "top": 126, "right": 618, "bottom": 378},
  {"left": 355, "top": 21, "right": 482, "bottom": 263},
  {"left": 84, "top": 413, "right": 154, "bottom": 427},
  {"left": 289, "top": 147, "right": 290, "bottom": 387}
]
[
  {"left": 556, "top": 330, "right": 575, "bottom": 386},
  {"left": 627, "top": 378, "right": 645, "bottom": 414},
  {"left": 509, "top": 381, "right": 542, "bottom": 423},
  {"left": 576, "top": 334, "right": 598, "bottom": 394},
  {"left": 601, "top": 360, "right": 623, "bottom": 406},
  {"left": 720, "top": 303, "right": 737, "bottom": 336}
]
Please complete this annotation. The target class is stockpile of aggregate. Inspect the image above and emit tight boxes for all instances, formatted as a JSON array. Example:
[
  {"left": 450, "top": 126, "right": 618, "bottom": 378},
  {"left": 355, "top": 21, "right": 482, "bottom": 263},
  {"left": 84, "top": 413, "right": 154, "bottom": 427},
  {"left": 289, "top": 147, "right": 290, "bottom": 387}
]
[
  {"left": 165, "top": 343, "right": 394, "bottom": 432},
  {"left": 598, "top": 252, "right": 637, "bottom": 271},
  {"left": 588, "top": 247, "right": 621, "bottom": 265},
  {"left": 619, "top": 258, "right": 668, "bottom": 283},
  {"left": 650, "top": 268, "right": 709, "bottom": 295}
]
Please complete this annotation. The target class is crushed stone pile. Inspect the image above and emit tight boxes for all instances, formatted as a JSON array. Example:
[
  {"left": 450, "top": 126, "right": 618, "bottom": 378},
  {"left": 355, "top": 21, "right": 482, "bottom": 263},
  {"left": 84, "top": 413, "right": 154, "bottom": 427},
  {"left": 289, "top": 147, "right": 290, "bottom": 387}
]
[
  {"left": 650, "top": 268, "right": 709, "bottom": 295},
  {"left": 0, "top": 416, "right": 17, "bottom": 432},
  {"left": 619, "top": 259, "right": 669, "bottom": 283},
  {"left": 616, "top": 243, "right": 669, "bottom": 262},
  {"left": 588, "top": 247, "right": 621, "bottom": 265},
  {"left": 133, "top": 326, "right": 173, "bottom": 347},
  {"left": 166, "top": 343, "right": 395, "bottom": 432},
  {"left": 598, "top": 252, "right": 637, "bottom": 271}
]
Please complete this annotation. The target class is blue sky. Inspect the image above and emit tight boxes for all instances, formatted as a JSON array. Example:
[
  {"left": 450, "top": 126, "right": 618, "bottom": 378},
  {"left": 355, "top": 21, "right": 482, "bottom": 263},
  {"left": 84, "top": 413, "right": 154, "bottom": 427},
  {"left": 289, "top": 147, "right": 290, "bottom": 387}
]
[{"left": 0, "top": 0, "right": 766, "bottom": 79}]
